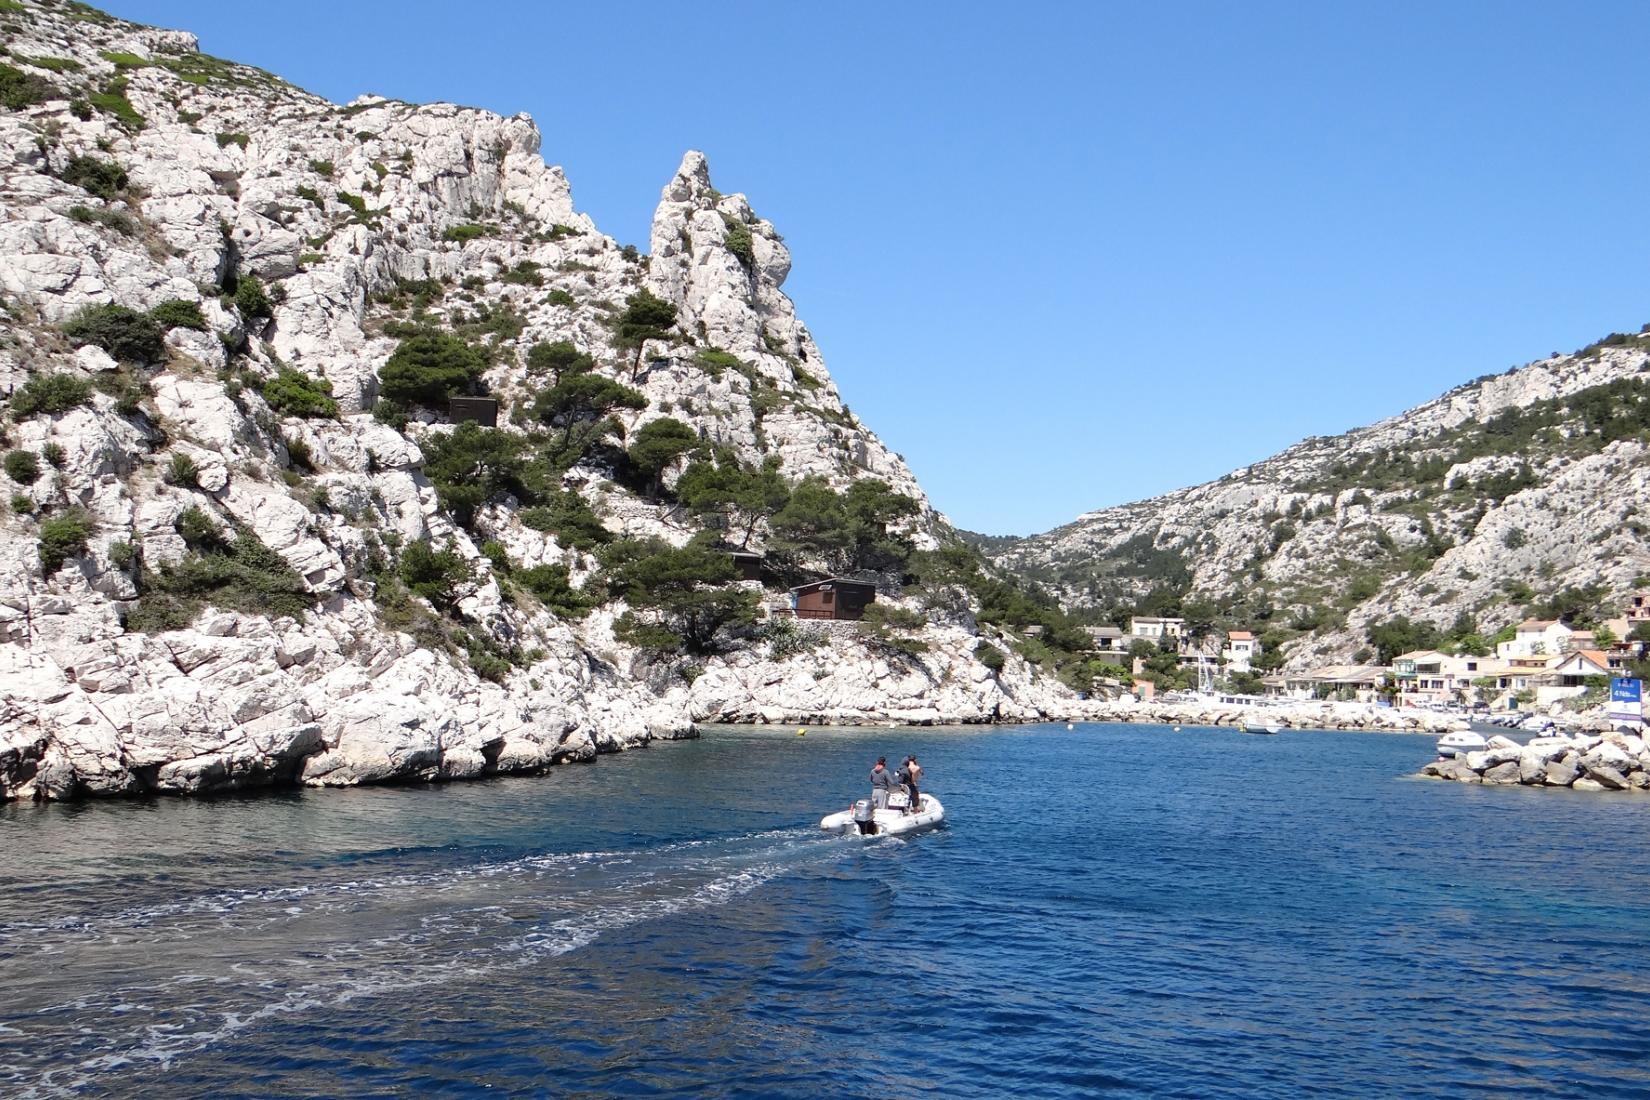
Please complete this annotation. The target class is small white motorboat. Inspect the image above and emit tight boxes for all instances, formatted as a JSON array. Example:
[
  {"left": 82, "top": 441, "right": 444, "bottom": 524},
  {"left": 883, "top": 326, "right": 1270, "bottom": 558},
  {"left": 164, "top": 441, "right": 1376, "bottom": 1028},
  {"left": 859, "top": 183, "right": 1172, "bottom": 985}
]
[
  {"left": 1436, "top": 730, "right": 1488, "bottom": 758},
  {"left": 820, "top": 793, "right": 944, "bottom": 837}
]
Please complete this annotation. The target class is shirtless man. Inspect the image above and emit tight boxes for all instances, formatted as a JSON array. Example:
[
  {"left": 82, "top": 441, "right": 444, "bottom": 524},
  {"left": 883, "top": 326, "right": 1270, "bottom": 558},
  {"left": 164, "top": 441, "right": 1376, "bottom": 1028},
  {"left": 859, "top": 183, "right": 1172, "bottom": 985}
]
[{"left": 901, "top": 754, "right": 923, "bottom": 813}]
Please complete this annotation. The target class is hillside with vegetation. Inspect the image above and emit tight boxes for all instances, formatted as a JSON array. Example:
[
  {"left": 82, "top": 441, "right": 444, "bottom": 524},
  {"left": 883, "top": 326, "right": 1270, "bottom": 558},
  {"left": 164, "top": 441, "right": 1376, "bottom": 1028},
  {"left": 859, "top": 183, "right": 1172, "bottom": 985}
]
[
  {"left": 0, "top": 0, "right": 1113, "bottom": 800},
  {"left": 988, "top": 334, "right": 1650, "bottom": 673}
]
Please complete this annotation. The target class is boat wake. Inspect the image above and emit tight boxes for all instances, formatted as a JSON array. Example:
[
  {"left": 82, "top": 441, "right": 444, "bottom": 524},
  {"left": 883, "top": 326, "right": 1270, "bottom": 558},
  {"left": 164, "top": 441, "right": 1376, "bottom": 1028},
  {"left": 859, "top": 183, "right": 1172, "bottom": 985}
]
[{"left": 0, "top": 826, "right": 834, "bottom": 1099}]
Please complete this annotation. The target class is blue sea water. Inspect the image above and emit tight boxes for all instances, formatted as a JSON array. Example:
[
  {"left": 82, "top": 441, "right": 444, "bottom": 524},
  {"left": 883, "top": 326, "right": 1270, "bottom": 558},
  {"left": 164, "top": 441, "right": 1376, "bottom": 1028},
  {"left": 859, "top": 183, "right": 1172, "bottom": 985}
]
[{"left": 3, "top": 722, "right": 1650, "bottom": 1099}]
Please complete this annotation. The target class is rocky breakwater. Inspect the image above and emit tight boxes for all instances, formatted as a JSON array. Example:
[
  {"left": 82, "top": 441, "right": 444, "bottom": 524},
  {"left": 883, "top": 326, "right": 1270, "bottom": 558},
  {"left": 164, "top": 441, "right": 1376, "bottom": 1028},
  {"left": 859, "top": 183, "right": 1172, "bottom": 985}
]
[
  {"left": 1419, "top": 730, "right": 1650, "bottom": 792},
  {"left": 1090, "top": 699, "right": 1469, "bottom": 734}
]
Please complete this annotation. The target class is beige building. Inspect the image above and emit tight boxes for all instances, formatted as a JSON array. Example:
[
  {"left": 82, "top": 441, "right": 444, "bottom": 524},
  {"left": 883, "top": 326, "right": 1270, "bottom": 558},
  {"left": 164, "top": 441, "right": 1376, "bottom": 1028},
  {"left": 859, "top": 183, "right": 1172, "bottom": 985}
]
[{"left": 1129, "top": 616, "right": 1184, "bottom": 641}]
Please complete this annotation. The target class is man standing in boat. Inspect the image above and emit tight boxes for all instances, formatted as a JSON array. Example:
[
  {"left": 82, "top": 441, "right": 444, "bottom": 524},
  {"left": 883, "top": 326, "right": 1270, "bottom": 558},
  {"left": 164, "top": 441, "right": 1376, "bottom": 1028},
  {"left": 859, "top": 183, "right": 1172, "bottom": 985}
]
[
  {"left": 900, "top": 755, "right": 923, "bottom": 814},
  {"left": 870, "top": 756, "right": 897, "bottom": 809}
]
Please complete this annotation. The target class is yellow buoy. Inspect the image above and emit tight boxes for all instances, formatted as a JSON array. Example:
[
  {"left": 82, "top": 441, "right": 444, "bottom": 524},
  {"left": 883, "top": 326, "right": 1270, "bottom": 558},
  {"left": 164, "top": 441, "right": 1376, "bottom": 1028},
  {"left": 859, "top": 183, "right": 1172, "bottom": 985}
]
[{"left": 797, "top": 728, "right": 807, "bottom": 737}]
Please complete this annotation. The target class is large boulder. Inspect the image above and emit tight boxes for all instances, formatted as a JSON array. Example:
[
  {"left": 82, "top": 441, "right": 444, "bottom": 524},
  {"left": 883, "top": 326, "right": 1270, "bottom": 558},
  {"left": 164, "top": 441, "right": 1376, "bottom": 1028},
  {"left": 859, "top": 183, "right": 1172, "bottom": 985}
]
[{"left": 1544, "top": 754, "right": 1581, "bottom": 787}]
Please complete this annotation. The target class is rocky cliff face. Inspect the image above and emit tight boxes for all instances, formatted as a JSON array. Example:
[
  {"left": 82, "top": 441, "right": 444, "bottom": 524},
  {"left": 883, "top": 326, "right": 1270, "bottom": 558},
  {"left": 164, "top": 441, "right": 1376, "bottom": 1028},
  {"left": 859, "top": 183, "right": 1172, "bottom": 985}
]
[
  {"left": 0, "top": 1, "right": 1083, "bottom": 800},
  {"left": 992, "top": 340, "right": 1650, "bottom": 667}
]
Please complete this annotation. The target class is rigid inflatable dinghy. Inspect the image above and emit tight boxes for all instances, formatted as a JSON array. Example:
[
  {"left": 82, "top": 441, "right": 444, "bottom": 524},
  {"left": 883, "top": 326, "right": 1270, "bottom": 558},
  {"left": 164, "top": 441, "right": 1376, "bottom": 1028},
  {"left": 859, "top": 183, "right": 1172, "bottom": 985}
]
[{"left": 820, "top": 793, "right": 944, "bottom": 837}]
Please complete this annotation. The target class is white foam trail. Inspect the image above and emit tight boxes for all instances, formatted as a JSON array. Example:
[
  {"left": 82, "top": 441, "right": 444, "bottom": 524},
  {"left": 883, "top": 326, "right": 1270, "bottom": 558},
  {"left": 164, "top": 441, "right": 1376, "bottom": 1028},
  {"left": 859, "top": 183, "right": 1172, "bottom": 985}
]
[
  {"left": 6, "top": 826, "right": 820, "bottom": 944},
  {"left": 4, "top": 827, "right": 835, "bottom": 1099}
]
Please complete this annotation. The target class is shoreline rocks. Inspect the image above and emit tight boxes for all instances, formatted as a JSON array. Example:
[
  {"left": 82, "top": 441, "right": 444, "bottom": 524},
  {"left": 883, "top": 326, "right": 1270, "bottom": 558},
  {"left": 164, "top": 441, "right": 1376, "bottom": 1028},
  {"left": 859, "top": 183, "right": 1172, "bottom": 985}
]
[
  {"left": 1418, "top": 730, "right": 1650, "bottom": 792},
  {"left": 1083, "top": 699, "right": 1468, "bottom": 734}
]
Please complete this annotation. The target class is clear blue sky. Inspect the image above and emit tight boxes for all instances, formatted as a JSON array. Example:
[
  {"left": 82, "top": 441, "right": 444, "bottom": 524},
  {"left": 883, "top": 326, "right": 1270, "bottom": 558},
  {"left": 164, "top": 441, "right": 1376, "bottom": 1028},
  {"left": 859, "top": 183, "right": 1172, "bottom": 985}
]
[{"left": 101, "top": 1, "right": 1650, "bottom": 535}]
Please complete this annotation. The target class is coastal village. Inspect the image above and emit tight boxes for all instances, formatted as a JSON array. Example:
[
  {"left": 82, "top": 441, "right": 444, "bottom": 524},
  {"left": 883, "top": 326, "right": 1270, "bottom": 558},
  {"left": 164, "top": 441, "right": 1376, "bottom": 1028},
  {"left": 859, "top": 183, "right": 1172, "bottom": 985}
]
[{"left": 1093, "top": 596, "right": 1649, "bottom": 716}]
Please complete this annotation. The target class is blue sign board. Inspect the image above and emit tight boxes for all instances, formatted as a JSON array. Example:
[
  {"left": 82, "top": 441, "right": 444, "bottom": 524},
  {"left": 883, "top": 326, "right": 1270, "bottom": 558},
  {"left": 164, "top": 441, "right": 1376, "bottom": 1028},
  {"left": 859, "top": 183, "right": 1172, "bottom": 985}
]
[{"left": 1609, "top": 678, "right": 1643, "bottom": 726}]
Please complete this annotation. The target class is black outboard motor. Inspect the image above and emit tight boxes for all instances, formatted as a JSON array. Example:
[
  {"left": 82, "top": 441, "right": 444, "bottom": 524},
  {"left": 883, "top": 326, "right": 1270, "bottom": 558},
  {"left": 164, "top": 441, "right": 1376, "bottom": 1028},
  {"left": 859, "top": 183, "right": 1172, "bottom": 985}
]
[{"left": 851, "top": 798, "right": 876, "bottom": 835}]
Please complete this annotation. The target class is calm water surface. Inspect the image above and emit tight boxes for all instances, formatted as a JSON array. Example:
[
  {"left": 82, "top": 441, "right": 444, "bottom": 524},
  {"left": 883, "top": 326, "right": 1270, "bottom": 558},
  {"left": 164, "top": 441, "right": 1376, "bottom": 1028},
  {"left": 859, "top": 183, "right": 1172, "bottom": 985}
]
[{"left": 3, "top": 723, "right": 1649, "bottom": 1098}]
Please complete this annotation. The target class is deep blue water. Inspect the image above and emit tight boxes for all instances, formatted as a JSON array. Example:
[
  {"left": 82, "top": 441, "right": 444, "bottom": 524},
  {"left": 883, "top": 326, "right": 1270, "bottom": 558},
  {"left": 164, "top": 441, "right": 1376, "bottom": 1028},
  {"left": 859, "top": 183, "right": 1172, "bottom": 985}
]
[{"left": 3, "top": 722, "right": 1650, "bottom": 1098}]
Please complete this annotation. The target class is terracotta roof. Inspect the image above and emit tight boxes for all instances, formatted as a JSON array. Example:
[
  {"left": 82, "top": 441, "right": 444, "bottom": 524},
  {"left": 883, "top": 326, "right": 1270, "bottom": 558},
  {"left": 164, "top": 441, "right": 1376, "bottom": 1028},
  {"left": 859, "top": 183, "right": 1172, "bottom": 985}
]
[
  {"left": 1517, "top": 619, "right": 1559, "bottom": 630},
  {"left": 1227, "top": 631, "right": 1254, "bottom": 640}
]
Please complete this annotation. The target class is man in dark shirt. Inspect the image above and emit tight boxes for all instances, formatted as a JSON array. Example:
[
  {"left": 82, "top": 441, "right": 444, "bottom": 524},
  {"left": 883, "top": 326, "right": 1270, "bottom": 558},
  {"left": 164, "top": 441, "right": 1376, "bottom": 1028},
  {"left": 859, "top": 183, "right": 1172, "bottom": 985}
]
[{"left": 870, "top": 756, "right": 895, "bottom": 809}]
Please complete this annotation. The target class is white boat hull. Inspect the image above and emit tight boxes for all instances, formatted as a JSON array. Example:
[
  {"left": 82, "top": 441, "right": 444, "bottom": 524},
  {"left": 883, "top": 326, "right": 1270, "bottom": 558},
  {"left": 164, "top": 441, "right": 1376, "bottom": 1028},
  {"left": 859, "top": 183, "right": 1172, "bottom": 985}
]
[
  {"left": 821, "top": 794, "right": 945, "bottom": 837},
  {"left": 1436, "top": 731, "right": 1488, "bottom": 758}
]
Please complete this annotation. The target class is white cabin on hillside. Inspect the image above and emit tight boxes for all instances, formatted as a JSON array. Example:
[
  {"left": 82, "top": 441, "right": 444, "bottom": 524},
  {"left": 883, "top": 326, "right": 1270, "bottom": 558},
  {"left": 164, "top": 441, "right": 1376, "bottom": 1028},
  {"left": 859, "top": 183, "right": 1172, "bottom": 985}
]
[
  {"left": 1496, "top": 619, "right": 1574, "bottom": 659},
  {"left": 1222, "top": 630, "right": 1259, "bottom": 672},
  {"left": 1129, "top": 616, "right": 1184, "bottom": 641}
]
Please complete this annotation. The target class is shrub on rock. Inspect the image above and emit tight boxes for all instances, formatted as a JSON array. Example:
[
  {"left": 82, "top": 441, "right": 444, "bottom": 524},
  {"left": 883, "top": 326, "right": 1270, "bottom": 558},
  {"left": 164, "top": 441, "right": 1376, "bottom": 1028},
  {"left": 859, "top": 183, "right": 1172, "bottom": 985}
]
[
  {"left": 163, "top": 453, "right": 199, "bottom": 488},
  {"left": 518, "top": 491, "right": 610, "bottom": 552},
  {"left": 38, "top": 509, "right": 94, "bottom": 573},
  {"left": 232, "top": 275, "right": 272, "bottom": 319},
  {"left": 148, "top": 299, "right": 208, "bottom": 332},
  {"left": 262, "top": 367, "right": 339, "bottom": 419},
  {"left": 4, "top": 450, "right": 41, "bottom": 484},
  {"left": 0, "top": 62, "right": 54, "bottom": 109},
  {"left": 9, "top": 373, "right": 92, "bottom": 419},
  {"left": 398, "top": 540, "right": 472, "bottom": 611},
  {"left": 974, "top": 641, "right": 1007, "bottom": 673},
  {"left": 59, "top": 155, "right": 129, "bottom": 201},
  {"left": 515, "top": 562, "right": 595, "bottom": 618},
  {"left": 62, "top": 303, "right": 166, "bottom": 364},
  {"left": 127, "top": 522, "right": 312, "bottom": 632}
]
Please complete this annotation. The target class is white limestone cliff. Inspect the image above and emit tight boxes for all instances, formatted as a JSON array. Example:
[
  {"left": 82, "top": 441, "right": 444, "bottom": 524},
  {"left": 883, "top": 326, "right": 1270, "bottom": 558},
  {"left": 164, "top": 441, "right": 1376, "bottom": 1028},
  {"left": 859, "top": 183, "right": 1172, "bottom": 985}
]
[{"left": 0, "top": 1, "right": 1086, "bottom": 800}]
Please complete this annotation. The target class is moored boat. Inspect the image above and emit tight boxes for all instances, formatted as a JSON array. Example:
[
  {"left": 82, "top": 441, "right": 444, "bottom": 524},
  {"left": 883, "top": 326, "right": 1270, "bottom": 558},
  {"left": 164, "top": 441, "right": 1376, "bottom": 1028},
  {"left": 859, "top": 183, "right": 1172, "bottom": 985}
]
[
  {"left": 821, "top": 793, "right": 945, "bottom": 837},
  {"left": 1436, "top": 730, "right": 1488, "bottom": 758}
]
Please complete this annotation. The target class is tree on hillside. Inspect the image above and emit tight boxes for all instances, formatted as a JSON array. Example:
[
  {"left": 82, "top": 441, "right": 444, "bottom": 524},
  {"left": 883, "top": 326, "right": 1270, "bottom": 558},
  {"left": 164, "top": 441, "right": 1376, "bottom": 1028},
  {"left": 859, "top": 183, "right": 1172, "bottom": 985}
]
[
  {"left": 525, "top": 340, "right": 595, "bottom": 385},
  {"left": 626, "top": 417, "right": 702, "bottom": 498},
  {"left": 603, "top": 538, "right": 757, "bottom": 653},
  {"left": 767, "top": 475, "right": 852, "bottom": 573},
  {"left": 421, "top": 422, "right": 527, "bottom": 527},
  {"left": 613, "top": 289, "right": 677, "bottom": 381},
  {"left": 1365, "top": 616, "right": 1442, "bottom": 665},
  {"left": 674, "top": 451, "right": 789, "bottom": 548},
  {"left": 532, "top": 372, "right": 646, "bottom": 467},
  {"left": 842, "top": 478, "right": 921, "bottom": 574},
  {"left": 378, "top": 333, "right": 487, "bottom": 406}
]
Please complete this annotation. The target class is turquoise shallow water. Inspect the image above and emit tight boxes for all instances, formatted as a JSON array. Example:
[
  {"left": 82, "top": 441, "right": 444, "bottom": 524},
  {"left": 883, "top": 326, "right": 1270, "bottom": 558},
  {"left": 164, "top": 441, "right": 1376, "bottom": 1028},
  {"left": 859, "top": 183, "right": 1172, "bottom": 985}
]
[{"left": 3, "top": 722, "right": 1650, "bottom": 1098}]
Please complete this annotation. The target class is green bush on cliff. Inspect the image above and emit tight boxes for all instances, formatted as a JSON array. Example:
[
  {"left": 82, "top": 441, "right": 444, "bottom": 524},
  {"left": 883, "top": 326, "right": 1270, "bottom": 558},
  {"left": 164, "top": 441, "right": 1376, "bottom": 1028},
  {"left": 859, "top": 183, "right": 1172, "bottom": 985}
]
[
  {"left": 974, "top": 641, "right": 1007, "bottom": 673},
  {"left": 148, "top": 299, "right": 208, "bottom": 332},
  {"left": 127, "top": 522, "right": 312, "bottom": 632},
  {"left": 62, "top": 304, "right": 167, "bottom": 364},
  {"left": 38, "top": 509, "right": 95, "bottom": 573},
  {"left": 518, "top": 491, "right": 610, "bottom": 552},
  {"left": 397, "top": 539, "right": 473, "bottom": 611},
  {"left": 261, "top": 367, "right": 339, "bottom": 419},
  {"left": 720, "top": 213, "right": 754, "bottom": 268},
  {"left": 515, "top": 562, "right": 596, "bottom": 619},
  {"left": 4, "top": 450, "right": 41, "bottom": 485},
  {"left": 9, "top": 373, "right": 93, "bottom": 419},
  {"left": 0, "top": 62, "right": 55, "bottom": 108},
  {"left": 233, "top": 274, "right": 273, "bottom": 319}
]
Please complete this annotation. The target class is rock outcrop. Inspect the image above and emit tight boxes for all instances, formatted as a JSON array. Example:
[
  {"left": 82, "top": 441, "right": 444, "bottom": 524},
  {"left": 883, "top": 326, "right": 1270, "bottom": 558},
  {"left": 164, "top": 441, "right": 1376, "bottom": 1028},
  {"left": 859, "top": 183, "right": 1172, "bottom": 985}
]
[
  {"left": 0, "top": 1, "right": 1086, "bottom": 800},
  {"left": 1419, "top": 730, "right": 1650, "bottom": 792}
]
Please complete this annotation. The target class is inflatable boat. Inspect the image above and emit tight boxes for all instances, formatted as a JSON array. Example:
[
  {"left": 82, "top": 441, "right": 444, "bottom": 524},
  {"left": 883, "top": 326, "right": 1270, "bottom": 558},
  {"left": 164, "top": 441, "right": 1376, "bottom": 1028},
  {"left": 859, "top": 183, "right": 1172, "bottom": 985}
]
[{"left": 820, "top": 793, "right": 945, "bottom": 837}]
